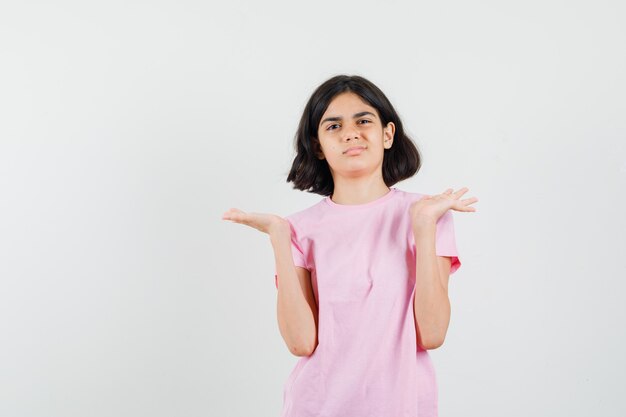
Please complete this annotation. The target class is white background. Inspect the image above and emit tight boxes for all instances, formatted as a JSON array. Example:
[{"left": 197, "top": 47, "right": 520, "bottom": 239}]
[{"left": 1, "top": 1, "right": 625, "bottom": 416}]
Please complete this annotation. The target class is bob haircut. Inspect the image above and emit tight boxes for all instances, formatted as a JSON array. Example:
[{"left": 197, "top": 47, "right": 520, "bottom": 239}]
[{"left": 286, "top": 74, "right": 422, "bottom": 197}]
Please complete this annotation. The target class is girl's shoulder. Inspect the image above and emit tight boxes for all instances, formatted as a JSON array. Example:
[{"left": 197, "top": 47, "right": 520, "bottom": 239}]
[
  {"left": 284, "top": 198, "right": 326, "bottom": 227},
  {"left": 392, "top": 187, "right": 427, "bottom": 203}
]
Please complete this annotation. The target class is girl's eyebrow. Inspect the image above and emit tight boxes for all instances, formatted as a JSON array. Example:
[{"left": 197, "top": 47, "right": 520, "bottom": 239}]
[{"left": 320, "top": 111, "right": 377, "bottom": 125}]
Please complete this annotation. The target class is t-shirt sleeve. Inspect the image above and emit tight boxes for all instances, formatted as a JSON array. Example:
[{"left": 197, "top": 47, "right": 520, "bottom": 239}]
[
  {"left": 273, "top": 220, "right": 309, "bottom": 289},
  {"left": 435, "top": 210, "right": 461, "bottom": 275}
]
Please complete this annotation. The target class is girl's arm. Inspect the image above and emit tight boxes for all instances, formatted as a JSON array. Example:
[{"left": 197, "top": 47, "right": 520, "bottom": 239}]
[
  {"left": 271, "top": 224, "right": 319, "bottom": 357},
  {"left": 412, "top": 220, "right": 452, "bottom": 350},
  {"left": 409, "top": 187, "right": 475, "bottom": 349}
]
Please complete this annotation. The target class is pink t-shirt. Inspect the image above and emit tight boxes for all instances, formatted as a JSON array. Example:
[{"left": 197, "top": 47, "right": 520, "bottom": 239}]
[{"left": 274, "top": 186, "right": 461, "bottom": 417}]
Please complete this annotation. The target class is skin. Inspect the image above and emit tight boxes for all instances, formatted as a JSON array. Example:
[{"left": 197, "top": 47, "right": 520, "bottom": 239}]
[
  {"left": 314, "top": 91, "right": 395, "bottom": 204},
  {"left": 222, "top": 91, "right": 479, "bottom": 352},
  {"left": 410, "top": 187, "right": 477, "bottom": 348}
]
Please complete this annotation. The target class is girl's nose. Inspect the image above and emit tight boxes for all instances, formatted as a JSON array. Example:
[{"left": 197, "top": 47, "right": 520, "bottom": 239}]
[{"left": 343, "top": 127, "right": 360, "bottom": 141}]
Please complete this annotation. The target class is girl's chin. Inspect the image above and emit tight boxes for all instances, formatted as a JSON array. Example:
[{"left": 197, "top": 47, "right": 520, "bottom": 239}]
[{"left": 333, "top": 163, "right": 375, "bottom": 174}]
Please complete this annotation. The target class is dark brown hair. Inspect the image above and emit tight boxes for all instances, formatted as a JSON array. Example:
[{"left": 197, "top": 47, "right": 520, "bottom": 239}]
[{"left": 286, "top": 74, "right": 421, "bottom": 196}]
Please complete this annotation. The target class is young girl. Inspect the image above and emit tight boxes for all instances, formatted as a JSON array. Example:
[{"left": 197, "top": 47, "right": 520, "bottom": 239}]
[{"left": 222, "top": 74, "right": 478, "bottom": 417}]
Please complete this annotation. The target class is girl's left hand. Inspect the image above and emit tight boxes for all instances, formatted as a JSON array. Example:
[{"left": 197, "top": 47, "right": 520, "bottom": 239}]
[{"left": 409, "top": 187, "right": 478, "bottom": 226}]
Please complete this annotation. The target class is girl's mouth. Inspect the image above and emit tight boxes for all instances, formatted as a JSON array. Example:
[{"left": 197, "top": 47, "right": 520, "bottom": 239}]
[{"left": 344, "top": 146, "right": 366, "bottom": 155}]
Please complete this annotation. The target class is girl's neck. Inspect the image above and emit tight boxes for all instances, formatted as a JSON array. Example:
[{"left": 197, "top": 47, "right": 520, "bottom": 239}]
[{"left": 330, "top": 180, "right": 391, "bottom": 206}]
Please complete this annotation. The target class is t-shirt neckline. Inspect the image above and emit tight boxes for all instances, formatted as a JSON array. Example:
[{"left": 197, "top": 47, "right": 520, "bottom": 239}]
[{"left": 324, "top": 187, "right": 398, "bottom": 209}]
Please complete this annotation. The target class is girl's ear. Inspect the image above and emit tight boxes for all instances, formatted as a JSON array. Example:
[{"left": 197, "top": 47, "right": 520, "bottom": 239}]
[{"left": 383, "top": 122, "right": 395, "bottom": 149}]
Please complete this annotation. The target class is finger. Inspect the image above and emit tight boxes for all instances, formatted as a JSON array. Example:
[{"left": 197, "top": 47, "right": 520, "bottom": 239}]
[
  {"left": 453, "top": 187, "right": 469, "bottom": 198},
  {"left": 454, "top": 198, "right": 478, "bottom": 210},
  {"left": 222, "top": 212, "right": 243, "bottom": 222},
  {"left": 452, "top": 204, "right": 477, "bottom": 212},
  {"left": 461, "top": 197, "right": 479, "bottom": 205},
  {"left": 222, "top": 208, "right": 248, "bottom": 223},
  {"left": 455, "top": 197, "right": 477, "bottom": 205}
]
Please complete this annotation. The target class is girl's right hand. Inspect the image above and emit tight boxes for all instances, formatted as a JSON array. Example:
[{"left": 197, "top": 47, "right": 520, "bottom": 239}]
[{"left": 221, "top": 208, "right": 289, "bottom": 236}]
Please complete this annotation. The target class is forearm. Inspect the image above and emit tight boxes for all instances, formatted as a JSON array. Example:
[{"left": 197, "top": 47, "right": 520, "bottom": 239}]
[
  {"left": 271, "top": 227, "right": 317, "bottom": 356},
  {"left": 413, "top": 221, "right": 451, "bottom": 350}
]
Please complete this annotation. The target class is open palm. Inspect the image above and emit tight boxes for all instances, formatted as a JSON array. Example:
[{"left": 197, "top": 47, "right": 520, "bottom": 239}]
[
  {"left": 410, "top": 187, "right": 478, "bottom": 224},
  {"left": 221, "top": 208, "right": 288, "bottom": 235}
]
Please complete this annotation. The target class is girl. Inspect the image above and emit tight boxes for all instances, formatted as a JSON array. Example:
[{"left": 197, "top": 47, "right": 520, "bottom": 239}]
[{"left": 222, "top": 74, "right": 478, "bottom": 417}]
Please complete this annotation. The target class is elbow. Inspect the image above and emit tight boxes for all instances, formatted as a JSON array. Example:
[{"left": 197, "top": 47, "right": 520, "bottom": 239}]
[
  {"left": 289, "top": 341, "right": 316, "bottom": 357},
  {"left": 420, "top": 335, "right": 446, "bottom": 350},
  {"left": 289, "top": 333, "right": 318, "bottom": 357},
  {"left": 279, "top": 318, "right": 319, "bottom": 357}
]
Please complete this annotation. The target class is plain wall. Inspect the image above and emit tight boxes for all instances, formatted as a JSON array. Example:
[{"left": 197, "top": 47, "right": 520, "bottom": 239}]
[{"left": 1, "top": 1, "right": 625, "bottom": 416}]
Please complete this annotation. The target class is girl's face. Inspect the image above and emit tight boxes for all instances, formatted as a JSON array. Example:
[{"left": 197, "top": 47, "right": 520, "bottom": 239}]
[{"left": 316, "top": 91, "right": 395, "bottom": 177}]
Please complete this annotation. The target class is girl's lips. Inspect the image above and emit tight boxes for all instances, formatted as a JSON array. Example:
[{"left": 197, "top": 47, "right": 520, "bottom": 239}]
[{"left": 344, "top": 146, "right": 366, "bottom": 155}]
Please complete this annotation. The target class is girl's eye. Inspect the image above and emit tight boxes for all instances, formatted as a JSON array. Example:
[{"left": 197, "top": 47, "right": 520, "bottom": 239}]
[{"left": 327, "top": 120, "right": 371, "bottom": 131}]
